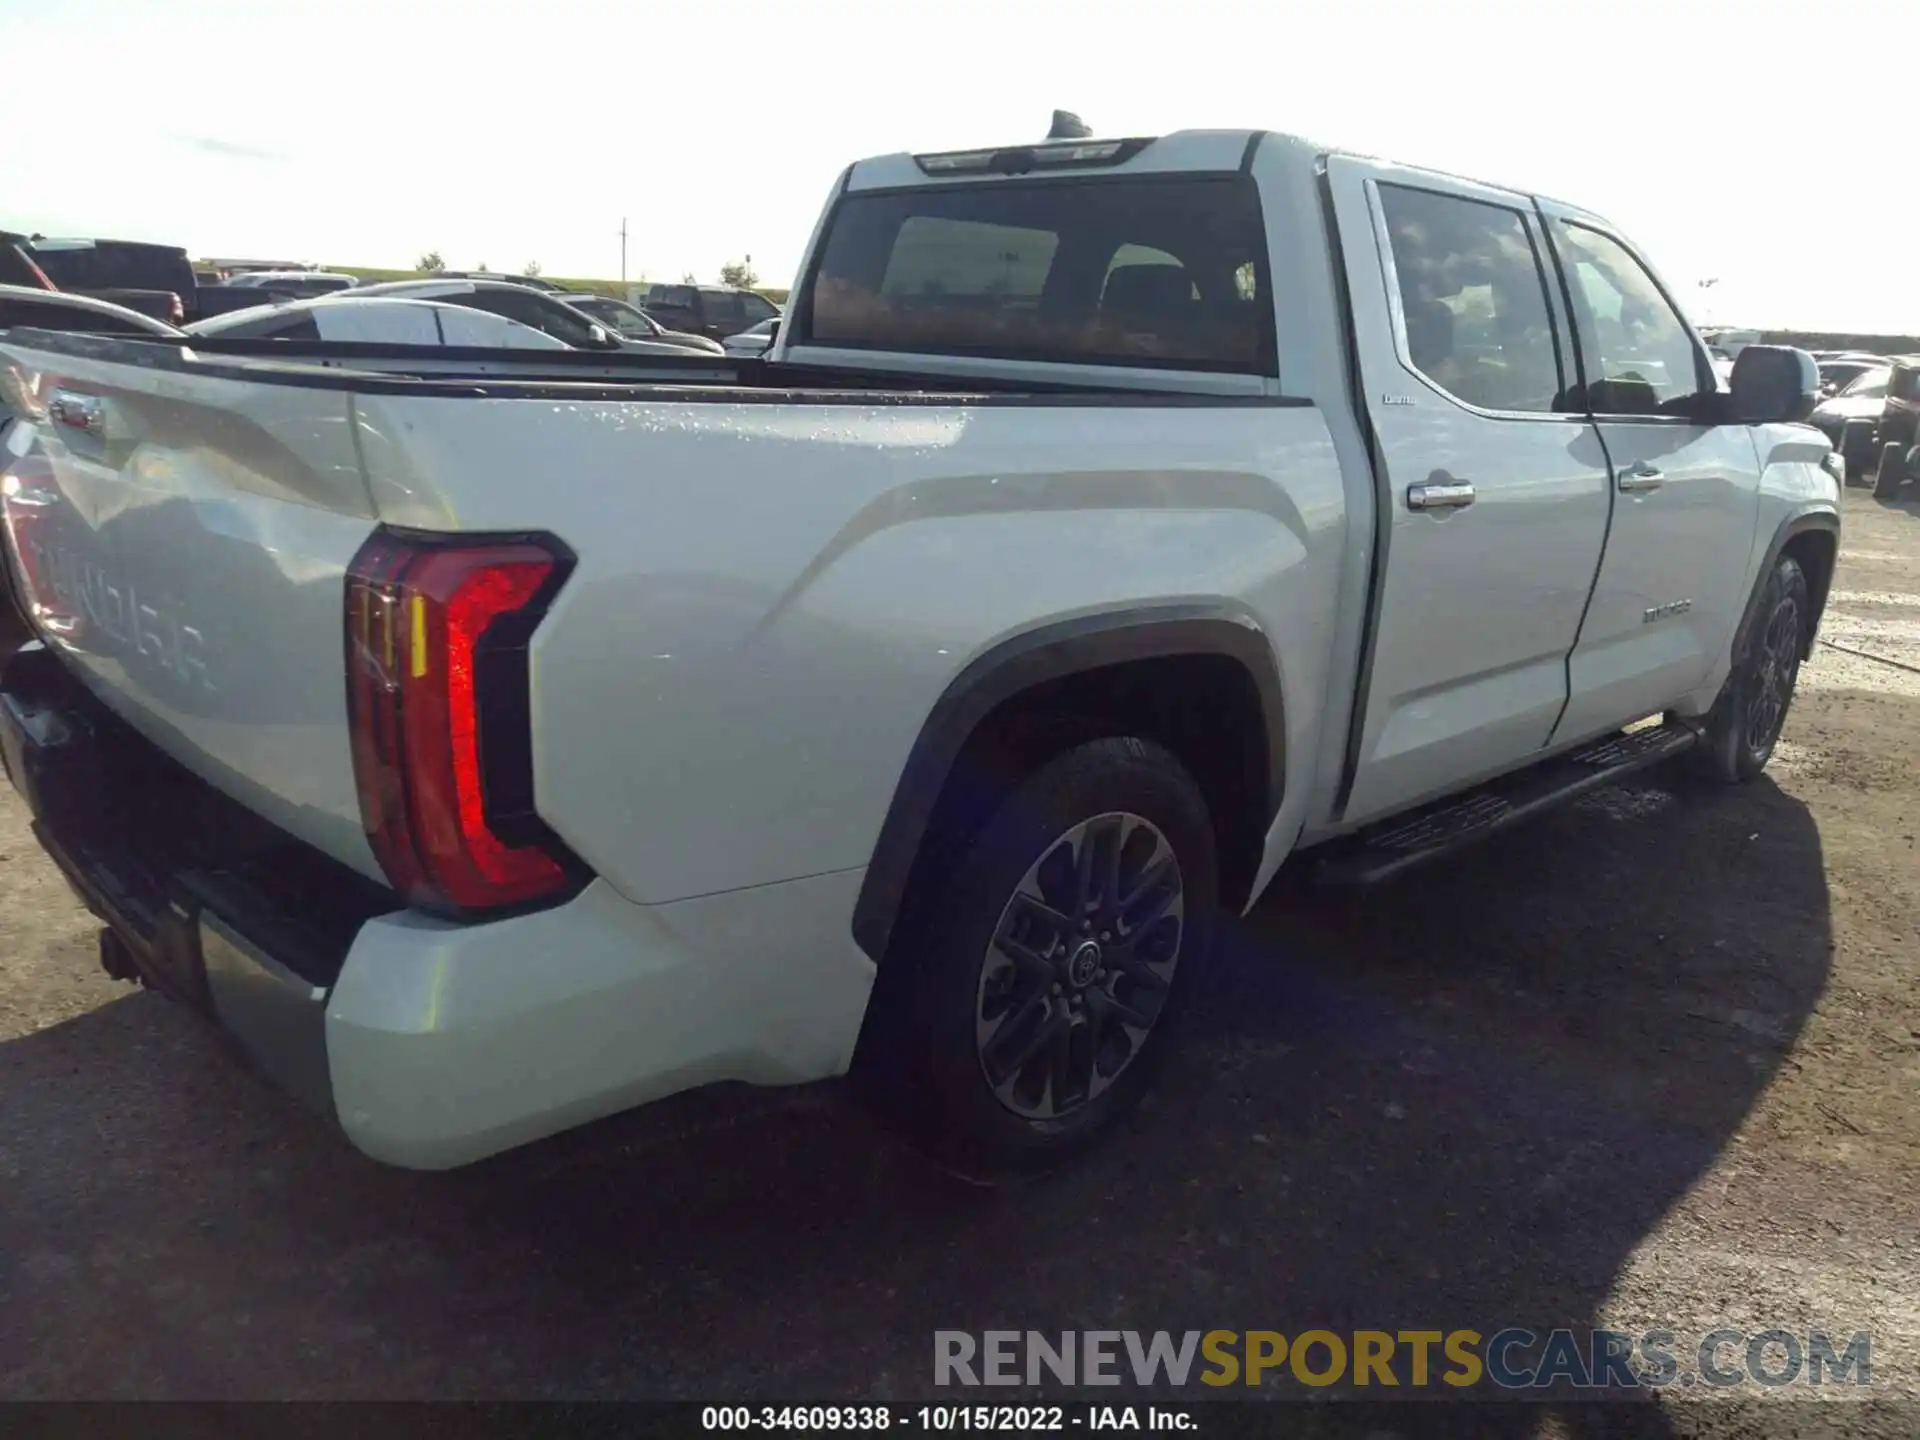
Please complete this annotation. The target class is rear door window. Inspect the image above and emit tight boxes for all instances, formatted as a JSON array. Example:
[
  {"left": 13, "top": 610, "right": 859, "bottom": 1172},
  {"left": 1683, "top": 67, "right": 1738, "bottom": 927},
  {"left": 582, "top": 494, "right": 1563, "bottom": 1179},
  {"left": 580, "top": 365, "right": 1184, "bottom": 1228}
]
[
  {"left": 312, "top": 303, "right": 438, "bottom": 345},
  {"left": 802, "top": 174, "right": 1273, "bottom": 373},
  {"left": 436, "top": 306, "right": 567, "bottom": 349},
  {"left": 1376, "top": 183, "right": 1568, "bottom": 414},
  {"left": 446, "top": 288, "right": 595, "bottom": 346},
  {"left": 701, "top": 290, "right": 745, "bottom": 331}
]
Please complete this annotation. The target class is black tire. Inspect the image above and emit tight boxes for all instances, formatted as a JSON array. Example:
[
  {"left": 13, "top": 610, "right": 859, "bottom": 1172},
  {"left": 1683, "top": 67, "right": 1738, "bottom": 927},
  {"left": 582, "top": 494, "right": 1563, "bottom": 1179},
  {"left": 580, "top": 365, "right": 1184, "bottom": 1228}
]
[
  {"left": 1873, "top": 439, "right": 1908, "bottom": 499},
  {"left": 1695, "top": 554, "right": 1809, "bottom": 783},
  {"left": 861, "top": 737, "right": 1218, "bottom": 1180}
]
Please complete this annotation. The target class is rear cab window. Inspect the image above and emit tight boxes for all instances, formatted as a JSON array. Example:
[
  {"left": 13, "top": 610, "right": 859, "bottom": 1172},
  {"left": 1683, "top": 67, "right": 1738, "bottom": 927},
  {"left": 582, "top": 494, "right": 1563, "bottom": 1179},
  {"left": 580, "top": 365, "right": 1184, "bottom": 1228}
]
[{"left": 799, "top": 174, "right": 1274, "bottom": 374}]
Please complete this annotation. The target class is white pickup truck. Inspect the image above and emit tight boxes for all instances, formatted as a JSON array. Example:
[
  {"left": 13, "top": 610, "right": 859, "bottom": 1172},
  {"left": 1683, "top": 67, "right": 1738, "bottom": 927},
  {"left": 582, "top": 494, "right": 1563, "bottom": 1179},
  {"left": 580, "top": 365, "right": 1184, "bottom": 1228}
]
[{"left": 0, "top": 126, "right": 1840, "bottom": 1176}]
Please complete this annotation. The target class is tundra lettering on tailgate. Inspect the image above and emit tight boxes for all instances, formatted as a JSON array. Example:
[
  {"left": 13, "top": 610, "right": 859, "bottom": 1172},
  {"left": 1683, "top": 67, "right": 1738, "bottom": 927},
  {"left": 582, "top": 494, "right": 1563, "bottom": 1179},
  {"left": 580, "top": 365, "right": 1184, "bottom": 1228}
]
[{"left": 26, "top": 536, "right": 213, "bottom": 691}]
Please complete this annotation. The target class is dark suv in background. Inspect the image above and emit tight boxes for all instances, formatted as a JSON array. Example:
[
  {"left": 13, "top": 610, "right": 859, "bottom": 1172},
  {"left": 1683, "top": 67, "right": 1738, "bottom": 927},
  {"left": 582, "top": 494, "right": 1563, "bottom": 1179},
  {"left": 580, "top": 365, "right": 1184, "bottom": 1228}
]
[{"left": 632, "top": 283, "right": 779, "bottom": 342}]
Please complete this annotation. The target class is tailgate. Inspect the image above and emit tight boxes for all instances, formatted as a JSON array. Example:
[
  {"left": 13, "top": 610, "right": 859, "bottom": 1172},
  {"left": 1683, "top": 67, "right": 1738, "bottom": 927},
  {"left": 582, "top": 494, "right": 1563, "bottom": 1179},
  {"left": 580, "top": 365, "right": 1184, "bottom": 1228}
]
[{"left": 0, "top": 336, "right": 384, "bottom": 878}]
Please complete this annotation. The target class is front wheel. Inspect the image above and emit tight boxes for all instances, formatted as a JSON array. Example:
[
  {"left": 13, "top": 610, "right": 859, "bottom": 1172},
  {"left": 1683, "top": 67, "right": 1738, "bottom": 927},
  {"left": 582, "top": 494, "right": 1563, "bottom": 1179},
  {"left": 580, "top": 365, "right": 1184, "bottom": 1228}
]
[
  {"left": 1696, "top": 554, "right": 1809, "bottom": 783},
  {"left": 865, "top": 737, "right": 1219, "bottom": 1179}
]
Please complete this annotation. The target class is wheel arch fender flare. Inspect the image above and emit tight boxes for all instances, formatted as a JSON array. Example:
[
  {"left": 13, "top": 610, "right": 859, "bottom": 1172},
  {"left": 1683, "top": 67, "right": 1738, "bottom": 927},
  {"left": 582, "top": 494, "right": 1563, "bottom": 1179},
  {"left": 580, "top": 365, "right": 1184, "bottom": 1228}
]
[
  {"left": 849, "top": 605, "right": 1287, "bottom": 965},
  {"left": 1733, "top": 508, "right": 1839, "bottom": 664}
]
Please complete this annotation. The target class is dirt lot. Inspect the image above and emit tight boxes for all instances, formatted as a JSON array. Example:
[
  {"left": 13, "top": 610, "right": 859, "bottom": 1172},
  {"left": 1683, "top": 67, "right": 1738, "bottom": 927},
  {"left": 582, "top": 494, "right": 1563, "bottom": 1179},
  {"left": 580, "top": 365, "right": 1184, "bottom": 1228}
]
[{"left": 1, "top": 490, "right": 1915, "bottom": 1434}]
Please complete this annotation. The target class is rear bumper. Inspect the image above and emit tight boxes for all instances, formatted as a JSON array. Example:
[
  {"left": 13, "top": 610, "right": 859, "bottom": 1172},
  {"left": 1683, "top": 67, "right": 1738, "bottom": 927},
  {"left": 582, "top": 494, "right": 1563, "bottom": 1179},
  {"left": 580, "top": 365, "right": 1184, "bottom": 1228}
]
[
  {"left": 1, "top": 641, "right": 877, "bottom": 1169},
  {"left": 0, "top": 640, "right": 393, "bottom": 1119}
]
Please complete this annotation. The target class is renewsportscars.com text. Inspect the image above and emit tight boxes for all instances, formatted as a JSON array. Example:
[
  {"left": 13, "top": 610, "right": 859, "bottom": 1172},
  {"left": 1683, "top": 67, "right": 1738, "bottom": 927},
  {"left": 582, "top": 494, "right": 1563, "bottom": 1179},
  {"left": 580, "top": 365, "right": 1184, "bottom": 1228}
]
[{"left": 934, "top": 1328, "right": 1872, "bottom": 1391}]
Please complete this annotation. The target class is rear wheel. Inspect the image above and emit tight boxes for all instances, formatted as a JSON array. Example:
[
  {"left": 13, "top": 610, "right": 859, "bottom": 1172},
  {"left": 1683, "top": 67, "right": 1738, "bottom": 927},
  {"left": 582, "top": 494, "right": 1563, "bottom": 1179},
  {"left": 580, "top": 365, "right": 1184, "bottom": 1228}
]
[
  {"left": 1696, "top": 554, "right": 1809, "bottom": 783},
  {"left": 863, "top": 737, "right": 1218, "bottom": 1179}
]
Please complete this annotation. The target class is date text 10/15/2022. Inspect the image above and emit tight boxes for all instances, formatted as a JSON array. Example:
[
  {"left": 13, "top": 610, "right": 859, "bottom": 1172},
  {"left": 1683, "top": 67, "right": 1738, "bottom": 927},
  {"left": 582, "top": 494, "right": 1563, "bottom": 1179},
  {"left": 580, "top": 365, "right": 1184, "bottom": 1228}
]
[{"left": 702, "top": 1407, "right": 1194, "bottom": 1431}]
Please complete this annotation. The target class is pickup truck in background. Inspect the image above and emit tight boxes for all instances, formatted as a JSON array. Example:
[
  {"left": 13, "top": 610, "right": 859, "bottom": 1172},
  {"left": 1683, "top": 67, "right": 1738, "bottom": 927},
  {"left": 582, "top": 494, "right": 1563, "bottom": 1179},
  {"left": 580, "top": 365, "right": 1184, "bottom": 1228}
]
[
  {"left": 0, "top": 125, "right": 1839, "bottom": 1178},
  {"left": 0, "top": 232, "right": 269, "bottom": 324}
]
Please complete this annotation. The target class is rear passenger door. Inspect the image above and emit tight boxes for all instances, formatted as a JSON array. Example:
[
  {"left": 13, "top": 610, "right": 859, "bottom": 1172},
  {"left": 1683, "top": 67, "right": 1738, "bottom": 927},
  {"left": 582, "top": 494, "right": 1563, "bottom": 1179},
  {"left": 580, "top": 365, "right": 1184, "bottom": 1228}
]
[
  {"left": 642, "top": 286, "right": 700, "bottom": 334},
  {"left": 1324, "top": 158, "right": 1612, "bottom": 824},
  {"left": 1537, "top": 205, "right": 1763, "bottom": 743},
  {"left": 699, "top": 288, "right": 745, "bottom": 339}
]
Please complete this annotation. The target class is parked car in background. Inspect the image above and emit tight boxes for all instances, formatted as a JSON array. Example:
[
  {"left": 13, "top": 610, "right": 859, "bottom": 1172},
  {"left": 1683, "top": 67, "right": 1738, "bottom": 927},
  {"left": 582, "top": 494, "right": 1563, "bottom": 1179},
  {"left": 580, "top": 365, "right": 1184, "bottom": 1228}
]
[
  {"left": 353, "top": 279, "right": 697, "bottom": 354},
  {"left": 559, "top": 293, "right": 725, "bottom": 353},
  {"left": 437, "top": 271, "right": 574, "bottom": 294},
  {"left": 1700, "top": 327, "right": 1762, "bottom": 358},
  {"left": 1808, "top": 365, "right": 1892, "bottom": 480},
  {"left": 222, "top": 270, "right": 360, "bottom": 299},
  {"left": 0, "top": 283, "right": 186, "bottom": 337},
  {"left": 631, "top": 283, "right": 780, "bottom": 342},
  {"left": 721, "top": 316, "right": 780, "bottom": 358},
  {"left": 186, "top": 296, "right": 571, "bottom": 349},
  {"left": 1815, "top": 354, "right": 1884, "bottom": 397}
]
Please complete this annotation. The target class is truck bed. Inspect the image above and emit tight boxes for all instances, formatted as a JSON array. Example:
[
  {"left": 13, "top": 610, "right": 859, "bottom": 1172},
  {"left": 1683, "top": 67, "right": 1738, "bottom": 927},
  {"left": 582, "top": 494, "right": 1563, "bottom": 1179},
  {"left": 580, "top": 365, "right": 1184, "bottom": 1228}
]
[{"left": 0, "top": 327, "right": 1350, "bottom": 913}]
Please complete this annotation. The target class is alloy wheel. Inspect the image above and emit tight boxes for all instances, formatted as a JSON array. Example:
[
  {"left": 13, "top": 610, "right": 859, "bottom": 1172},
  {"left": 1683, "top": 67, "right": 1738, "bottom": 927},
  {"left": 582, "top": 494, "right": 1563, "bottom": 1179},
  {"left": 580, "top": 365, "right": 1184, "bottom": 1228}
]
[
  {"left": 974, "top": 812, "right": 1185, "bottom": 1120},
  {"left": 1745, "top": 594, "right": 1801, "bottom": 752}
]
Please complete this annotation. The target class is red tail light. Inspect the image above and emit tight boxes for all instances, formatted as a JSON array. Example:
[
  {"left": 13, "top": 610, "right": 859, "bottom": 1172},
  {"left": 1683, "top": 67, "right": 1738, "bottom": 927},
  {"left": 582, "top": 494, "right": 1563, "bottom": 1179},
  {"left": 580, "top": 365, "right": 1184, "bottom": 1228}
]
[{"left": 345, "top": 528, "right": 582, "bottom": 915}]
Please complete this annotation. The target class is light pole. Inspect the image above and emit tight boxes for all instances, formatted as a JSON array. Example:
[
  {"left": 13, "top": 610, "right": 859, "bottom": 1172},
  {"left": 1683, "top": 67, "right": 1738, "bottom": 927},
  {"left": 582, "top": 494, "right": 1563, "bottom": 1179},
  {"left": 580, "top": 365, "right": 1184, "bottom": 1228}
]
[{"left": 619, "top": 217, "right": 628, "bottom": 286}]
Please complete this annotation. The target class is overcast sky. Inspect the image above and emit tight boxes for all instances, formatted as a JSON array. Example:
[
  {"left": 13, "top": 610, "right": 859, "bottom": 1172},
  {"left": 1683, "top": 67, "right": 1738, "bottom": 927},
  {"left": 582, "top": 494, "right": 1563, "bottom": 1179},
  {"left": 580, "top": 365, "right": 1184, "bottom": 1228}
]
[{"left": 1, "top": 0, "right": 1911, "bottom": 331}]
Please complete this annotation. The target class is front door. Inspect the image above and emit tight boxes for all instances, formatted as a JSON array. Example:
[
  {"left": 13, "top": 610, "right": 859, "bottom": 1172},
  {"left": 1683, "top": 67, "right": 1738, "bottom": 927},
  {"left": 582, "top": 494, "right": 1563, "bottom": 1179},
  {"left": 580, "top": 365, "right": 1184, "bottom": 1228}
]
[
  {"left": 1537, "top": 206, "right": 1764, "bottom": 743},
  {"left": 1325, "top": 158, "right": 1612, "bottom": 825}
]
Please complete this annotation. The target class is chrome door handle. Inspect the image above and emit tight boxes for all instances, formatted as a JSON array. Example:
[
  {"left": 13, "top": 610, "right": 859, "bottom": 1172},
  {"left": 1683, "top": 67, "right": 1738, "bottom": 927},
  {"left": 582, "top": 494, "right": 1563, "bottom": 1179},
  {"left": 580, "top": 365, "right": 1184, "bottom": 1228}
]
[
  {"left": 1407, "top": 479, "right": 1476, "bottom": 511},
  {"left": 1617, "top": 462, "right": 1665, "bottom": 492}
]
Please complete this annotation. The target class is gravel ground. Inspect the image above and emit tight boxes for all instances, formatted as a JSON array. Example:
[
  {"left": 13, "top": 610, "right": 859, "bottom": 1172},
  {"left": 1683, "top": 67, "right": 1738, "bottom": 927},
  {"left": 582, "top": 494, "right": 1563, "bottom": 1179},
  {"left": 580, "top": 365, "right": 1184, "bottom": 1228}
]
[{"left": 0, "top": 488, "right": 1915, "bottom": 1437}]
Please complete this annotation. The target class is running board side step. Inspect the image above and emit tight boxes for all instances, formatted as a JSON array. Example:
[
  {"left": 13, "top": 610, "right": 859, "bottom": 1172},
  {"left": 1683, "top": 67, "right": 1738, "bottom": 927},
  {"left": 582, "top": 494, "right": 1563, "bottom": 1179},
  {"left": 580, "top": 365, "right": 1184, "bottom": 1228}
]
[{"left": 1312, "top": 721, "right": 1700, "bottom": 887}]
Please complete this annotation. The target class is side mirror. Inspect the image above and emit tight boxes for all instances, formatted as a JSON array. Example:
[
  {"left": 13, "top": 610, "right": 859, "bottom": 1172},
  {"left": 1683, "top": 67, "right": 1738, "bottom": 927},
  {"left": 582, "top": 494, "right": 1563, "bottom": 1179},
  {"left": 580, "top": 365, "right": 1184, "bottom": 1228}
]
[
  {"left": 587, "top": 322, "right": 619, "bottom": 350},
  {"left": 765, "top": 319, "right": 780, "bottom": 342},
  {"left": 1727, "top": 344, "right": 1819, "bottom": 425}
]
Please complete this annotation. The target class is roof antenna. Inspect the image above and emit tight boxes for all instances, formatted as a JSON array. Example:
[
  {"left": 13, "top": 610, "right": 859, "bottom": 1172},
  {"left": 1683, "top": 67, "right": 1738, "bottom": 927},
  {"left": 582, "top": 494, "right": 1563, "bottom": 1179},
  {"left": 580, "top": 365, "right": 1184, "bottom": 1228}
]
[{"left": 1047, "top": 110, "right": 1092, "bottom": 140}]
